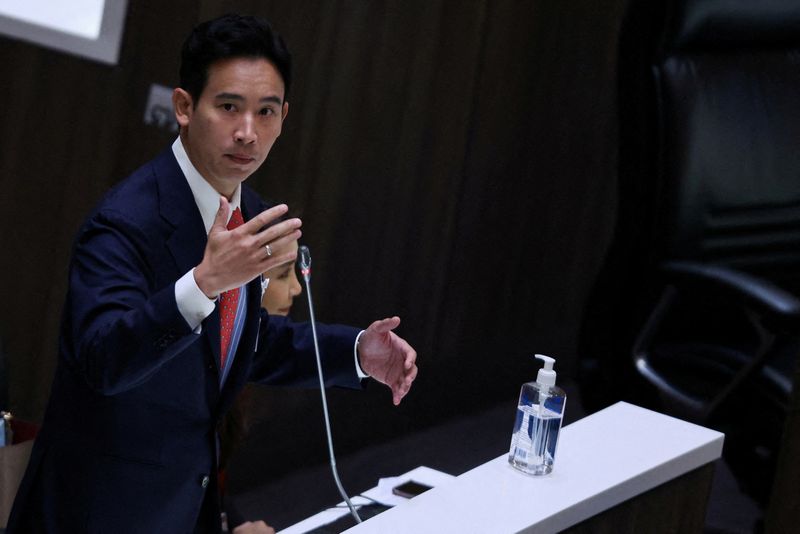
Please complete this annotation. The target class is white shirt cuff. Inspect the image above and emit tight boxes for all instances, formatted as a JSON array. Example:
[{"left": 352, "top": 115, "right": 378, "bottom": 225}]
[
  {"left": 175, "top": 268, "right": 216, "bottom": 332},
  {"left": 354, "top": 330, "right": 369, "bottom": 379}
]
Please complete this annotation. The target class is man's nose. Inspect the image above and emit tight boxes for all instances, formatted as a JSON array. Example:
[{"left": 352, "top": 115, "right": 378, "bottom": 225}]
[{"left": 234, "top": 115, "right": 256, "bottom": 144}]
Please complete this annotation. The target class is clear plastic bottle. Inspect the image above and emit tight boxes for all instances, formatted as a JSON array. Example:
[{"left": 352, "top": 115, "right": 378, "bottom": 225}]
[{"left": 508, "top": 354, "right": 566, "bottom": 475}]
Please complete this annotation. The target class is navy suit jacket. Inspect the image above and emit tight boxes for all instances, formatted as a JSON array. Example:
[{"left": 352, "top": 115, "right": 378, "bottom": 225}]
[{"left": 8, "top": 148, "right": 361, "bottom": 533}]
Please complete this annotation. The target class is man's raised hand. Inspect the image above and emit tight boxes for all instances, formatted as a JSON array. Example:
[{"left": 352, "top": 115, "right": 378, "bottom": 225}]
[{"left": 194, "top": 196, "right": 302, "bottom": 298}]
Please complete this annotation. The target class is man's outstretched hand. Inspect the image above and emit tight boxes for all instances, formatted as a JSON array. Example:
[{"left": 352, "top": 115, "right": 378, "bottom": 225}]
[{"left": 357, "top": 317, "right": 418, "bottom": 405}]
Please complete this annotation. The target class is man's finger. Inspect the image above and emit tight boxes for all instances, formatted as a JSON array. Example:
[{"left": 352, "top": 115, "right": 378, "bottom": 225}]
[
  {"left": 242, "top": 203, "right": 289, "bottom": 232},
  {"left": 393, "top": 386, "right": 407, "bottom": 405},
  {"left": 406, "top": 363, "right": 418, "bottom": 382},
  {"left": 370, "top": 316, "right": 401, "bottom": 334},
  {"left": 210, "top": 196, "right": 231, "bottom": 233},
  {"left": 255, "top": 227, "right": 301, "bottom": 261},
  {"left": 255, "top": 219, "right": 302, "bottom": 247},
  {"left": 255, "top": 232, "right": 302, "bottom": 270},
  {"left": 405, "top": 350, "right": 418, "bottom": 371},
  {"left": 259, "top": 249, "right": 299, "bottom": 272}
]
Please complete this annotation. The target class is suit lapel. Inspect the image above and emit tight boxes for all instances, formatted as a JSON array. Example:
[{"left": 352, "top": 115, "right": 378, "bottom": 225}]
[
  {"left": 153, "top": 148, "right": 223, "bottom": 369},
  {"left": 150, "top": 164, "right": 272, "bottom": 403}
]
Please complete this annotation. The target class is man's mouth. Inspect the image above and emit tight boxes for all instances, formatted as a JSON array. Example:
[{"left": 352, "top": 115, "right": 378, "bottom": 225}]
[{"left": 226, "top": 154, "right": 255, "bottom": 165}]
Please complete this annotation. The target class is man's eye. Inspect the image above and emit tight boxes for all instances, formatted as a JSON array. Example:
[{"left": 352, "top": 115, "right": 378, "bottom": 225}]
[
  {"left": 221, "top": 103, "right": 235, "bottom": 112},
  {"left": 259, "top": 107, "right": 274, "bottom": 116}
]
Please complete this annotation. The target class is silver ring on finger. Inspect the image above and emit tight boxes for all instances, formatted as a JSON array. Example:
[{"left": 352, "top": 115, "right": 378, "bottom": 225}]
[{"left": 265, "top": 244, "right": 273, "bottom": 257}]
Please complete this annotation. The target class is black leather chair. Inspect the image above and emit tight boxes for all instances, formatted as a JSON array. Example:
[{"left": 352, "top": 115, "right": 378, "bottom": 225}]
[{"left": 579, "top": 0, "right": 800, "bottom": 524}]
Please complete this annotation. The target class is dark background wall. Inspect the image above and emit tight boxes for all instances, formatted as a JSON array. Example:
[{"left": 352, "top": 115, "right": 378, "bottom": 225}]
[{"left": 0, "top": 0, "right": 626, "bottom": 490}]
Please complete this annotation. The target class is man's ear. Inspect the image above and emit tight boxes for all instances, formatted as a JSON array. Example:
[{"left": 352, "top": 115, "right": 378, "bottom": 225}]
[
  {"left": 173, "top": 88, "right": 194, "bottom": 128},
  {"left": 281, "top": 101, "right": 289, "bottom": 123}
]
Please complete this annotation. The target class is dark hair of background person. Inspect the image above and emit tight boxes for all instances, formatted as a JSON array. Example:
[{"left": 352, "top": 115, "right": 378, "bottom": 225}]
[{"left": 179, "top": 13, "right": 293, "bottom": 103}]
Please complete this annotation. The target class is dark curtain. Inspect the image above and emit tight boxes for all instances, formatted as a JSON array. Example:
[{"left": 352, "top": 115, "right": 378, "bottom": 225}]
[{"left": 0, "top": 0, "right": 625, "bottom": 488}]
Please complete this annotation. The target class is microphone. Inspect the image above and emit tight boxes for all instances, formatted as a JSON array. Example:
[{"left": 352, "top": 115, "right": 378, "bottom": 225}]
[
  {"left": 299, "top": 245, "right": 311, "bottom": 281},
  {"left": 298, "top": 245, "right": 362, "bottom": 524}
]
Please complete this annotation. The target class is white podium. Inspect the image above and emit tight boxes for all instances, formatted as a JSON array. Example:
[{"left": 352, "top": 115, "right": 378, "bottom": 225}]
[{"left": 343, "top": 402, "right": 723, "bottom": 533}]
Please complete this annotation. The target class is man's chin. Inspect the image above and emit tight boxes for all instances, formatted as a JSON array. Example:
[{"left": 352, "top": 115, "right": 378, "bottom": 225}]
[{"left": 221, "top": 168, "right": 255, "bottom": 183}]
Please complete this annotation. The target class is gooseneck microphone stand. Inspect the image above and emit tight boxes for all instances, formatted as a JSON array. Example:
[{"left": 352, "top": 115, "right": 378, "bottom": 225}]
[{"left": 298, "top": 245, "right": 362, "bottom": 524}]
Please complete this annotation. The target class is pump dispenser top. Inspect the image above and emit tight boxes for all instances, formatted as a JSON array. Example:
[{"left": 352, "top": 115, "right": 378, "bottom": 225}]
[{"left": 535, "top": 354, "right": 557, "bottom": 388}]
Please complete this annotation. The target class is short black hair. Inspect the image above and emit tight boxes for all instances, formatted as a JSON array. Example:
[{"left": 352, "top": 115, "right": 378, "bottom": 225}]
[{"left": 179, "top": 13, "right": 292, "bottom": 103}]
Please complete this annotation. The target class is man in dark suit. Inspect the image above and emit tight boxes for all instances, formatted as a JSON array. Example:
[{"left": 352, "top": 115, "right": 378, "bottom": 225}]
[{"left": 8, "top": 13, "right": 417, "bottom": 534}]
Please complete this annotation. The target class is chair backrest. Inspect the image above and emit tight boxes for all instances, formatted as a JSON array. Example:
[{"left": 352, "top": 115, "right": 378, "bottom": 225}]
[
  {"left": 619, "top": 0, "right": 800, "bottom": 287},
  {"left": 579, "top": 0, "right": 800, "bottom": 405}
]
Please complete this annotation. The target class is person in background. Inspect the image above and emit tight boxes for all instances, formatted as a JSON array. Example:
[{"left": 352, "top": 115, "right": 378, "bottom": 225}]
[
  {"left": 8, "top": 14, "right": 417, "bottom": 534},
  {"left": 261, "top": 239, "right": 302, "bottom": 315}
]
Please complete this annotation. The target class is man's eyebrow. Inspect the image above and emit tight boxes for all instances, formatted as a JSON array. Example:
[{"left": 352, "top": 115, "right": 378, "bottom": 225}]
[
  {"left": 215, "top": 92, "right": 244, "bottom": 101},
  {"left": 214, "top": 93, "right": 283, "bottom": 105}
]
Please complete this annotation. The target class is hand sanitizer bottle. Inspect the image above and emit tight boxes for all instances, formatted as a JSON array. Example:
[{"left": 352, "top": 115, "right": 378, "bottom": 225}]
[{"left": 508, "top": 354, "right": 566, "bottom": 475}]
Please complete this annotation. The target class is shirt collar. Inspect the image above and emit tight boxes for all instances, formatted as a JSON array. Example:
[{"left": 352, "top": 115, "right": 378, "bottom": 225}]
[{"left": 172, "top": 137, "right": 242, "bottom": 234}]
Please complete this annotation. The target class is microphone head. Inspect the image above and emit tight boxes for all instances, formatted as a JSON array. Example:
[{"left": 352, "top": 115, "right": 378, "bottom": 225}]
[
  {"left": 298, "top": 245, "right": 312, "bottom": 279},
  {"left": 299, "top": 245, "right": 311, "bottom": 269}
]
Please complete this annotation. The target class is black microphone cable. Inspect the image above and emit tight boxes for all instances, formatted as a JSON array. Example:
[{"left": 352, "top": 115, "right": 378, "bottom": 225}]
[{"left": 298, "top": 245, "right": 362, "bottom": 524}]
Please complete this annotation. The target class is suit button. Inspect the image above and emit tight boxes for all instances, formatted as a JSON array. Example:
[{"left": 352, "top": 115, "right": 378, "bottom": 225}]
[{"left": 200, "top": 475, "right": 210, "bottom": 488}]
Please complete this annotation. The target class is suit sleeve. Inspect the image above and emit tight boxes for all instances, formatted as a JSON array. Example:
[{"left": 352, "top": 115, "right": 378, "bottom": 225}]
[
  {"left": 62, "top": 209, "right": 199, "bottom": 395},
  {"left": 247, "top": 311, "right": 363, "bottom": 390}
]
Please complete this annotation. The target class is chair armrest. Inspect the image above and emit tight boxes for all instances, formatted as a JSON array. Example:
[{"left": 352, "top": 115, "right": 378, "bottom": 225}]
[{"left": 662, "top": 260, "right": 800, "bottom": 326}]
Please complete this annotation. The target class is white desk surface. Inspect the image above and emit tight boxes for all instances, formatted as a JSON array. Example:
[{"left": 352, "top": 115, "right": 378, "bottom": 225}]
[
  {"left": 279, "top": 466, "right": 455, "bottom": 534},
  {"left": 343, "top": 401, "right": 724, "bottom": 534}
]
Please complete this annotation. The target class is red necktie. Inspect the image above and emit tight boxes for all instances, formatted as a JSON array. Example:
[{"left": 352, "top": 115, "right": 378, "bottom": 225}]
[{"left": 219, "top": 207, "right": 244, "bottom": 368}]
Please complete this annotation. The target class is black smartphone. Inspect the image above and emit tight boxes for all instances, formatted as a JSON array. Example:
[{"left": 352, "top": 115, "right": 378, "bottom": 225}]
[{"left": 391, "top": 480, "right": 433, "bottom": 498}]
